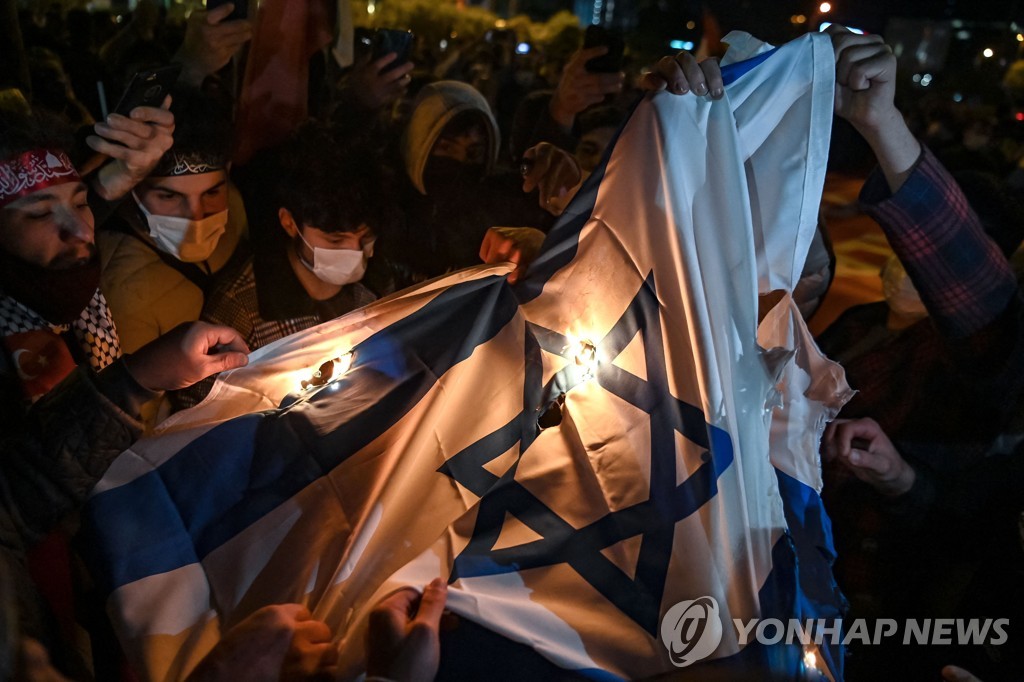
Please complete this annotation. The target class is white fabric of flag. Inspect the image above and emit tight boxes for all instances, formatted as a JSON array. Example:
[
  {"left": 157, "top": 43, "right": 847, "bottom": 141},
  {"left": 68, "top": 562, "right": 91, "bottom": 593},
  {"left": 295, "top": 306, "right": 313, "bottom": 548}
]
[{"left": 81, "top": 31, "right": 850, "bottom": 681}]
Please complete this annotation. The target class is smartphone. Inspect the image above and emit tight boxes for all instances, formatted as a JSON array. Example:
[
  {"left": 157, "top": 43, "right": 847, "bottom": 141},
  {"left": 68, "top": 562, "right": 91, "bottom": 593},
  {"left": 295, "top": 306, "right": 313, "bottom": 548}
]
[
  {"left": 354, "top": 26, "right": 375, "bottom": 59},
  {"left": 583, "top": 25, "right": 624, "bottom": 73},
  {"left": 372, "top": 28, "right": 414, "bottom": 73},
  {"left": 205, "top": 0, "right": 247, "bottom": 22},
  {"left": 112, "top": 64, "right": 182, "bottom": 116}
]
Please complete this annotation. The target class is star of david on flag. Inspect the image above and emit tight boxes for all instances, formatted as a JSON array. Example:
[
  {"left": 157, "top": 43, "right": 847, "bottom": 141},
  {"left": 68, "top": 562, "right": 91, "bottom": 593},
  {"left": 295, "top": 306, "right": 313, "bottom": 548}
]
[
  {"left": 80, "top": 30, "right": 851, "bottom": 682},
  {"left": 442, "top": 274, "right": 736, "bottom": 641}
]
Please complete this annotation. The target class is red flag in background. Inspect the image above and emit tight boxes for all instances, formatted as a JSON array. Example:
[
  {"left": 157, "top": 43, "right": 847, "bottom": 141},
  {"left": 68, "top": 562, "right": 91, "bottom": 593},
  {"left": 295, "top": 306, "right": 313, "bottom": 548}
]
[{"left": 234, "top": 0, "right": 334, "bottom": 165}]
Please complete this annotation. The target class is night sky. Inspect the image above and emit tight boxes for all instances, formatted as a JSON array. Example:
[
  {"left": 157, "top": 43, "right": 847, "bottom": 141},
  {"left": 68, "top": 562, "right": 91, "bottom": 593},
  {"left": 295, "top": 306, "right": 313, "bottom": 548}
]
[{"left": 705, "top": 0, "right": 1021, "bottom": 39}]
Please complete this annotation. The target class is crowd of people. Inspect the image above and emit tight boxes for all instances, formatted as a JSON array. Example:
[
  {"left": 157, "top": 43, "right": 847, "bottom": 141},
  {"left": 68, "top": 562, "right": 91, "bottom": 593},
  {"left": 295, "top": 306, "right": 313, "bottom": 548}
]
[{"left": 1, "top": 2, "right": 1022, "bottom": 681}]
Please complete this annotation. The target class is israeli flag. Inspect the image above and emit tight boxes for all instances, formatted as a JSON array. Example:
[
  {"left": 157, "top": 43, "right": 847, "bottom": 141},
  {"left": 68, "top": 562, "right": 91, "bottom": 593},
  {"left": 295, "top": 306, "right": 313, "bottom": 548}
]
[{"left": 81, "top": 31, "right": 849, "bottom": 681}]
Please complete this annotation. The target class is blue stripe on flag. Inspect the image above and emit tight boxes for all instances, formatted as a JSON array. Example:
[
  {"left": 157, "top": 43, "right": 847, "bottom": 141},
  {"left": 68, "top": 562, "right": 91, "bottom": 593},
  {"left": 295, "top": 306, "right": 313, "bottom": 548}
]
[
  {"left": 721, "top": 47, "right": 778, "bottom": 85},
  {"left": 679, "top": 472, "right": 844, "bottom": 680},
  {"left": 81, "top": 274, "right": 523, "bottom": 595},
  {"left": 434, "top": 527, "right": 822, "bottom": 681},
  {"left": 775, "top": 468, "right": 846, "bottom": 679}
]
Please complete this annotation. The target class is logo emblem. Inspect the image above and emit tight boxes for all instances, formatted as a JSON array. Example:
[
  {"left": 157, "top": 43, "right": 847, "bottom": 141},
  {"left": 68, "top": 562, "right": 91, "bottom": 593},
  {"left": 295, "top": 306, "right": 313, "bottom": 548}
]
[{"left": 660, "top": 596, "right": 723, "bottom": 667}]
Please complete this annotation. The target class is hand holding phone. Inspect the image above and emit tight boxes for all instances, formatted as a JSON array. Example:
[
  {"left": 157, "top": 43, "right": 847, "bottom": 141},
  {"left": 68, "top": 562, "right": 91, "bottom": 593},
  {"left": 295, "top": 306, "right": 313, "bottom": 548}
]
[
  {"left": 113, "top": 64, "right": 182, "bottom": 117},
  {"left": 583, "top": 25, "right": 624, "bottom": 74},
  {"left": 85, "top": 95, "right": 175, "bottom": 198},
  {"left": 371, "top": 29, "right": 414, "bottom": 74},
  {"left": 348, "top": 30, "right": 415, "bottom": 110},
  {"left": 176, "top": 3, "right": 252, "bottom": 87},
  {"left": 549, "top": 34, "right": 625, "bottom": 129}
]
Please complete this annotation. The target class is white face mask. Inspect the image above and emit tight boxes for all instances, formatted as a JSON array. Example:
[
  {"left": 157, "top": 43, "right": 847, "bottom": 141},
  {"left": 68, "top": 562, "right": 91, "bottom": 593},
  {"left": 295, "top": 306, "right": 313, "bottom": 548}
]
[
  {"left": 296, "top": 230, "right": 375, "bottom": 286},
  {"left": 881, "top": 255, "right": 928, "bottom": 319},
  {"left": 135, "top": 194, "right": 228, "bottom": 263}
]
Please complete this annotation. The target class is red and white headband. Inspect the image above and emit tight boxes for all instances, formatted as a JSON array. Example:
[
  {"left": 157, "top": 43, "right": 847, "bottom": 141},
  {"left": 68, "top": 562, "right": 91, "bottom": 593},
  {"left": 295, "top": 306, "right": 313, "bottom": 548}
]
[{"left": 0, "top": 149, "right": 80, "bottom": 209}]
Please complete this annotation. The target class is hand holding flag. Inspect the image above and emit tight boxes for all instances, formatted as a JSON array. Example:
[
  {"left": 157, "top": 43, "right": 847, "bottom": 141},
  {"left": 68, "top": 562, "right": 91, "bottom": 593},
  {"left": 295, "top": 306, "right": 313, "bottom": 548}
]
[
  {"left": 366, "top": 579, "right": 448, "bottom": 682},
  {"left": 124, "top": 322, "right": 249, "bottom": 392}
]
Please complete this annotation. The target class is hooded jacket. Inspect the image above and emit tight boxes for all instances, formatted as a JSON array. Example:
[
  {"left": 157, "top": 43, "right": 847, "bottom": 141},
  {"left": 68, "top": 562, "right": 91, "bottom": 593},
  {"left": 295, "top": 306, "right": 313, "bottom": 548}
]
[
  {"left": 401, "top": 81, "right": 501, "bottom": 196},
  {"left": 392, "top": 81, "right": 551, "bottom": 285},
  {"left": 97, "top": 185, "right": 249, "bottom": 355}
]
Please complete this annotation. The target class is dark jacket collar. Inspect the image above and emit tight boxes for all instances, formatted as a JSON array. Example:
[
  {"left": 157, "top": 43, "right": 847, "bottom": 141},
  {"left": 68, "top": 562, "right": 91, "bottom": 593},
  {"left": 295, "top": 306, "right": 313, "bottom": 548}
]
[{"left": 251, "top": 240, "right": 390, "bottom": 321}]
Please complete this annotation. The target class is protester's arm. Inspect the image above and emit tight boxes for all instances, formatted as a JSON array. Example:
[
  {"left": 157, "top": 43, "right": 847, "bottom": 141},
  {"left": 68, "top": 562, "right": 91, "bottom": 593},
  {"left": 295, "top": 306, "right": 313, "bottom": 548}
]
[
  {"left": 123, "top": 321, "right": 249, "bottom": 392},
  {"left": 479, "top": 227, "right": 546, "bottom": 284},
  {"left": 508, "top": 47, "right": 624, "bottom": 162},
  {"left": 824, "top": 416, "right": 1024, "bottom": 529},
  {"left": 87, "top": 100, "right": 176, "bottom": 202},
  {"left": 0, "top": 359, "right": 154, "bottom": 545},
  {"left": 822, "top": 417, "right": 940, "bottom": 529},
  {"left": 476, "top": 141, "right": 584, "bottom": 281},
  {"left": 170, "top": 280, "right": 256, "bottom": 410},
  {"left": 338, "top": 53, "right": 415, "bottom": 112},
  {"left": 826, "top": 25, "right": 919, "bottom": 193},
  {"left": 0, "top": 322, "right": 247, "bottom": 545},
  {"left": 826, "top": 25, "right": 1019, "bottom": 345},
  {"left": 173, "top": 3, "right": 252, "bottom": 88},
  {"left": 860, "top": 144, "right": 1020, "bottom": 336},
  {"left": 549, "top": 47, "right": 625, "bottom": 133},
  {"left": 520, "top": 141, "right": 583, "bottom": 216}
]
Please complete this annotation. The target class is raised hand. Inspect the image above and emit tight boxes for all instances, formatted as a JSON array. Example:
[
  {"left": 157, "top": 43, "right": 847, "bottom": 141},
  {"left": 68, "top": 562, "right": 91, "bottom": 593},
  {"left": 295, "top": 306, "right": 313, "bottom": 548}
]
[
  {"left": 549, "top": 46, "right": 625, "bottom": 131},
  {"left": 176, "top": 3, "right": 253, "bottom": 87},
  {"left": 347, "top": 53, "right": 415, "bottom": 111},
  {"left": 88, "top": 97, "right": 175, "bottom": 200},
  {"left": 640, "top": 52, "right": 723, "bottom": 99}
]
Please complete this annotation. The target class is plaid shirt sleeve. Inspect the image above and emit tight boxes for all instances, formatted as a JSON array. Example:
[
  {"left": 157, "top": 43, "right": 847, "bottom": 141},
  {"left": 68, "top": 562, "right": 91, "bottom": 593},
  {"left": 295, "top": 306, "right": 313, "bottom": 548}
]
[{"left": 859, "top": 144, "right": 1017, "bottom": 339}]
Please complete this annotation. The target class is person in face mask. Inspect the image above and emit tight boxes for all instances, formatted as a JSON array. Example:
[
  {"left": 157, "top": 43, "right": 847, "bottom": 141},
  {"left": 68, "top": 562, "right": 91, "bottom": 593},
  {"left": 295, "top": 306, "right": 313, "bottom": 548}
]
[
  {"left": 393, "top": 81, "right": 553, "bottom": 285},
  {"left": 0, "top": 106, "right": 250, "bottom": 680},
  {"left": 176, "top": 123, "right": 394, "bottom": 409},
  {"left": 283, "top": 217, "right": 375, "bottom": 293},
  {"left": 97, "top": 88, "right": 247, "bottom": 356}
]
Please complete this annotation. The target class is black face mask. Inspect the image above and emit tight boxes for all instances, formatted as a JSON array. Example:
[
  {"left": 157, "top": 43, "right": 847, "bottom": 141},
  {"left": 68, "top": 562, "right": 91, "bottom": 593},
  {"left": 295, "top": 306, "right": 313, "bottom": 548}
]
[
  {"left": 422, "top": 157, "right": 486, "bottom": 197},
  {"left": 0, "top": 250, "right": 100, "bottom": 325}
]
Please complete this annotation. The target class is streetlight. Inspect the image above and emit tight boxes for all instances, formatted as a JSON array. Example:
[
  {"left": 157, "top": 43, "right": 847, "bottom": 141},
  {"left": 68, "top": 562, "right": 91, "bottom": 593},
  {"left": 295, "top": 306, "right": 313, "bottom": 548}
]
[
  {"left": 983, "top": 48, "right": 994, "bottom": 58},
  {"left": 819, "top": 2, "right": 832, "bottom": 12}
]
